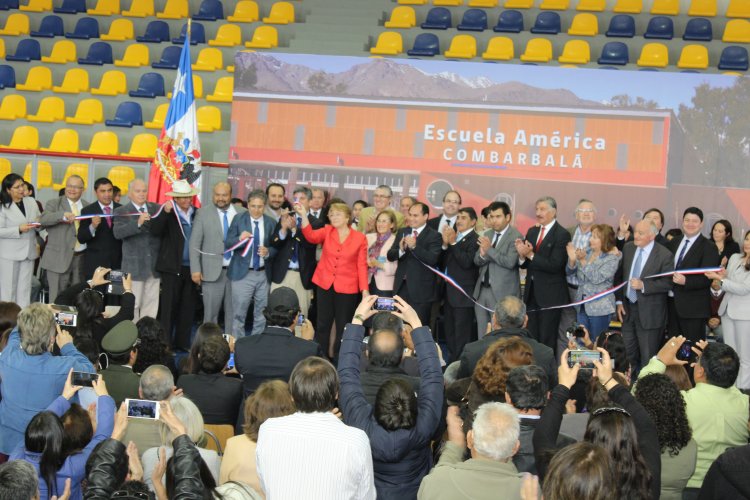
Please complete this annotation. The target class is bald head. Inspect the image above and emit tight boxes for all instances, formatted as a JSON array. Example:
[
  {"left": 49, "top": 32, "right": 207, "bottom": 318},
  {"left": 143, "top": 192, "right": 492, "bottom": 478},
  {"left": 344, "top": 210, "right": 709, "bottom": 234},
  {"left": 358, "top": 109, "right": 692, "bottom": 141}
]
[
  {"left": 633, "top": 219, "right": 657, "bottom": 248},
  {"left": 368, "top": 330, "right": 404, "bottom": 368},
  {"left": 129, "top": 179, "right": 147, "bottom": 205},
  {"left": 213, "top": 182, "right": 232, "bottom": 210}
]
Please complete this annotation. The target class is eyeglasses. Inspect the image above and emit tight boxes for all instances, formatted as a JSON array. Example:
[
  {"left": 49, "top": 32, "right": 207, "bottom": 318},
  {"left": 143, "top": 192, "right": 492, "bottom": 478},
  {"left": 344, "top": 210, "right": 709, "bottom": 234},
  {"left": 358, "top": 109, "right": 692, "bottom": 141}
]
[
  {"left": 591, "top": 406, "right": 631, "bottom": 418},
  {"left": 576, "top": 208, "right": 595, "bottom": 214}
]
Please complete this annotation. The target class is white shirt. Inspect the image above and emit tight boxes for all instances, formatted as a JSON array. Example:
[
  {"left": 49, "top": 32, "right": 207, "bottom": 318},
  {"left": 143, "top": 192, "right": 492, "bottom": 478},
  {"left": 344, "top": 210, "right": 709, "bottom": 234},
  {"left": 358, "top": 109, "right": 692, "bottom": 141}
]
[
  {"left": 257, "top": 412, "right": 376, "bottom": 500},
  {"left": 249, "top": 216, "right": 266, "bottom": 268},
  {"left": 669, "top": 235, "right": 695, "bottom": 296},
  {"left": 218, "top": 205, "right": 237, "bottom": 267},
  {"left": 399, "top": 223, "right": 427, "bottom": 258},
  {"left": 436, "top": 214, "right": 456, "bottom": 234},
  {"left": 519, "top": 220, "right": 556, "bottom": 264},
  {"left": 619, "top": 240, "right": 655, "bottom": 302}
]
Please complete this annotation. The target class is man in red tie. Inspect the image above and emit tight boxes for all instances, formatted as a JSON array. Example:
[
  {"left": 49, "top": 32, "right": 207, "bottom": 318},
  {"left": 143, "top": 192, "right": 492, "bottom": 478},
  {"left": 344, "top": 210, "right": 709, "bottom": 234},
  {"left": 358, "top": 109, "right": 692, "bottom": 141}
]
[
  {"left": 514, "top": 196, "right": 571, "bottom": 354},
  {"left": 77, "top": 177, "right": 123, "bottom": 280}
]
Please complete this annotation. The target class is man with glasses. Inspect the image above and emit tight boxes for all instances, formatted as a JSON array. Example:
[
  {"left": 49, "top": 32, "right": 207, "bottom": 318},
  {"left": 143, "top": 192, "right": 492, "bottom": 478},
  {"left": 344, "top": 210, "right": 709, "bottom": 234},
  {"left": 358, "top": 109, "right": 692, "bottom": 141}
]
[
  {"left": 357, "top": 185, "right": 404, "bottom": 233},
  {"left": 427, "top": 190, "right": 462, "bottom": 234},
  {"left": 40, "top": 175, "right": 89, "bottom": 301}
]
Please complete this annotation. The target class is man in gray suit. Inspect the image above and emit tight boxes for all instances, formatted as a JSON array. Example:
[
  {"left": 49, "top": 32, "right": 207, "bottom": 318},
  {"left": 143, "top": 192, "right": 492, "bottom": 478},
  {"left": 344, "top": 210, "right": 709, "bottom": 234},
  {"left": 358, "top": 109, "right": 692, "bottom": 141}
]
[
  {"left": 189, "top": 182, "right": 246, "bottom": 333},
  {"left": 40, "top": 175, "right": 88, "bottom": 301},
  {"left": 473, "top": 201, "right": 522, "bottom": 339},
  {"left": 113, "top": 179, "right": 161, "bottom": 321}
]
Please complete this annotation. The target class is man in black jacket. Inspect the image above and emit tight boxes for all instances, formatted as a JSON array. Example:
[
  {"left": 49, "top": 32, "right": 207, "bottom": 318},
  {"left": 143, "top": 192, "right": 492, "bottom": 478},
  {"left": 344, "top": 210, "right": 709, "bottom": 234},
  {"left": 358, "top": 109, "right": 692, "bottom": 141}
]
[
  {"left": 361, "top": 328, "right": 420, "bottom": 405},
  {"left": 77, "top": 177, "right": 122, "bottom": 279}
]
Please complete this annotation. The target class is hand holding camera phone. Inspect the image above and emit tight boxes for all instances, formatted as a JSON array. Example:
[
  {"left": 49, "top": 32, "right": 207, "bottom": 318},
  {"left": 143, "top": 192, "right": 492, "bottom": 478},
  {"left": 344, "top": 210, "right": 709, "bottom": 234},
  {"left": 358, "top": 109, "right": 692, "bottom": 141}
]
[
  {"left": 71, "top": 371, "right": 99, "bottom": 387},
  {"left": 374, "top": 297, "right": 396, "bottom": 311},
  {"left": 51, "top": 304, "right": 78, "bottom": 328},
  {"left": 125, "top": 398, "right": 160, "bottom": 419},
  {"left": 567, "top": 349, "right": 603, "bottom": 369}
]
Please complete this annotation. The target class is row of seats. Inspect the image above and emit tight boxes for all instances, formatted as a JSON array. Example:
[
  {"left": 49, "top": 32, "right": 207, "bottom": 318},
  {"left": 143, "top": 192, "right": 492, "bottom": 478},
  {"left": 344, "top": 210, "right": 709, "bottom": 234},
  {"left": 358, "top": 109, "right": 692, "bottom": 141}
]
[
  {"left": 387, "top": 7, "right": 750, "bottom": 42},
  {"left": 372, "top": 31, "right": 750, "bottom": 69},
  {"left": 0, "top": 160, "right": 137, "bottom": 194},
  {"left": 396, "top": 0, "right": 750, "bottom": 19}
]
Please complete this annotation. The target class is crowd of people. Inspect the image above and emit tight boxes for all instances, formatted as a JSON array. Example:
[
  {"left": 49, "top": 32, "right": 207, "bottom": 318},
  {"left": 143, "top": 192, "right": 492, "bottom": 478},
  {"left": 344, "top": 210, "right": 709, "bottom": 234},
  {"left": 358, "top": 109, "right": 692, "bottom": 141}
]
[{"left": 0, "top": 171, "right": 749, "bottom": 499}]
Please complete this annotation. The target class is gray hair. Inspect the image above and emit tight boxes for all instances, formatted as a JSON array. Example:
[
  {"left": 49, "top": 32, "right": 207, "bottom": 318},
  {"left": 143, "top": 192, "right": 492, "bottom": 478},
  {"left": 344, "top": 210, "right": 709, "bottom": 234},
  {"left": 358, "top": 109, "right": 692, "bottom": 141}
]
[
  {"left": 0, "top": 460, "right": 39, "bottom": 500},
  {"left": 128, "top": 178, "right": 146, "bottom": 192},
  {"left": 536, "top": 196, "right": 557, "bottom": 211},
  {"left": 493, "top": 296, "right": 526, "bottom": 329},
  {"left": 576, "top": 199, "right": 596, "bottom": 213},
  {"left": 159, "top": 396, "right": 204, "bottom": 445},
  {"left": 375, "top": 185, "right": 393, "bottom": 197},
  {"left": 472, "top": 402, "right": 520, "bottom": 461},
  {"left": 639, "top": 219, "right": 659, "bottom": 236},
  {"left": 293, "top": 186, "right": 312, "bottom": 200},
  {"left": 17, "top": 303, "right": 55, "bottom": 355},
  {"left": 247, "top": 189, "right": 267, "bottom": 204},
  {"left": 140, "top": 364, "right": 174, "bottom": 401}
]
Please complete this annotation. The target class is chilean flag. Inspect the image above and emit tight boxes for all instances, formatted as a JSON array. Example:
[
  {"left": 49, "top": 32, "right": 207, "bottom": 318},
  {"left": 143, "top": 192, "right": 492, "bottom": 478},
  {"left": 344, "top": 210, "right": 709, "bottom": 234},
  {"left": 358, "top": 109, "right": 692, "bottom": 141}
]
[{"left": 148, "top": 25, "right": 202, "bottom": 205}]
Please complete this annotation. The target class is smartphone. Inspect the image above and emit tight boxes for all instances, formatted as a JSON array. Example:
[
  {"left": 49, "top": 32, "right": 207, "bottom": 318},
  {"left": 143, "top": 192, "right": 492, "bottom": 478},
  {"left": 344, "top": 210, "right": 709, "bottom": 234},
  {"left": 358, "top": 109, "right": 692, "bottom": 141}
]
[
  {"left": 108, "top": 270, "right": 124, "bottom": 283},
  {"left": 677, "top": 340, "right": 695, "bottom": 362},
  {"left": 54, "top": 311, "right": 78, "bottom": 327},
  {"left": 125, "top": 398, "right": 160, "bottom": 419},
  {"left": 567, "top": 349, "right": 602, "bottom": 369},
  {"left": 227, "top": 352, "right": 235, "bottom": 370},
  {"left": 297, "top": 314, "right": 305, "bottom": 326},
  {"left": 72, "top": 371, "right": 98, "bottom": 387},
  {"left": 374, "top": 297, "right": 396, "bottom": 311},
  {"left": 107, "top": 270, "right": 125, "bottom": 295}
]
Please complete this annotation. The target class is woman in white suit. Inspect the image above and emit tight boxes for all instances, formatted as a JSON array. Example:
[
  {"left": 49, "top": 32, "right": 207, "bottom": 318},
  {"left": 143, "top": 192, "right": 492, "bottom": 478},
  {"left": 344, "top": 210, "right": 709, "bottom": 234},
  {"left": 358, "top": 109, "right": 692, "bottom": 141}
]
[
  {"left": 0, "top": 173, "right": 41, "bottom": 306},
  {"left": 707, "top": 230, "right": 750, "bottom": 389},
  {"left": 366, "top": 209, "right": 398, "bottom": 296}
]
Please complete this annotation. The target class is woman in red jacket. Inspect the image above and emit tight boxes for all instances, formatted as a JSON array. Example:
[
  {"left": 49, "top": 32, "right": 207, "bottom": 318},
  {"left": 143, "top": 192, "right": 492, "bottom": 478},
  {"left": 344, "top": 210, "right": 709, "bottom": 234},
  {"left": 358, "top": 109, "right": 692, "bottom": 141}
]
[{"left": 296, "top": 201, "right": 369, "bottom": 359}]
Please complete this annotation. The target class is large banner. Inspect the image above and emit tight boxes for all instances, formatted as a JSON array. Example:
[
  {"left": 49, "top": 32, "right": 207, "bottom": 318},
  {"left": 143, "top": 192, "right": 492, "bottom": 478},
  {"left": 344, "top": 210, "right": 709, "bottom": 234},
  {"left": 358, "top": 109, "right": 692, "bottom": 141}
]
[{"left": 228, "top": 53, "right": 750, "bottom": 234}]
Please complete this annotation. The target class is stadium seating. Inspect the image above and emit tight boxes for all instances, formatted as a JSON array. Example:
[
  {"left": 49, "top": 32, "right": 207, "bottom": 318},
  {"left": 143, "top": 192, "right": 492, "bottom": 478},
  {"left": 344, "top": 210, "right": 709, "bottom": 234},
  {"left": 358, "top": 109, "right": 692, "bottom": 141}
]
[
  {"left": 114, "top": 43, "right": 150, "bottom": 66},
  {"left": 54, "top": 0, "right": 85, "bottom": 14},
  {"left": 122, "top": 0, "right": 154, "bottom": 17},
  {"left": 482, "top": 36, "right": 514, "bottom": 60},
  {"left": 91, "top": 69, "right": 127, "bottom": 95},
  {"left": 726, "top": 0, "right": 750, "bottom": 18},
  {"left": 504, "top": 0, "right": 534, "bottom": 8},
  {"left": 606, "top": 14, "right": 636, "bottom": 37},
  {"left": 105, "top": 101, "right": 143, "bottom": 127},
  {"left": 723, "top": 19, "right": 750, "bottom": 43},
  {"left": 172, "top": 22, "right": 206, "bottom": 44},
  {"left": 87, "top": 0, "right": 120, "bottom": 16},
  {"left": 66, "top": 98, "right": 104, "bottom": 124},
  {"left": 81, "top": 131, "right": 119, "bottom": 155},
  {"left": 41, "top": 39, "right": 77, "bottom": 63},
  {"left": 457, "top": 9, "right": 488, "bottom": 31},
  {"left": 613, "top": 0, "right": 642, "bottom": 14},
  {"left": 107, "top": 166, "right": 136, "bottom": 192},
  {"left": 637, "top": 42, "right": 668, "bottom": 67},
  {"left": 144, "top": 102, "right": 168, "bottom": 128},
  {"left": 193, "top": 0, "right": 224, "bottom": 21},
  {"left": 576, "top": 0, "right": 605, "bottom": 11},
  {"left": 540, "top": 0, "right": 569, "bottom": 10},
  {"left": 434, "top": 0, "right": 461, "bottom": 5},
  {"left": 156, "top": 0, "right": 187, "bottom": 19},
  {"left": 16, "top": 66, "right": 52, "bottom": 91},
  {"left": 27, "top": 96, "right": 65, "bottom": 122},
  {"left": 0, "top": 13, "right": 30, "bottom": 35},
  {"left": 0, "top": 94, "right": 26, "bottom": 119},
  {"left": 78, "top": 41, "right": 114, "bottom": 64},
  {"left": 422, "top": 7, "right": 451, "bottom": 29},
  {"left": 687, "top": 0, "right": 716, "bottom": 17},
  {"left": 651, "top": 0, "right": 679, "bottom": 15},
  {"left": 227, "top": 0, "right": 258, "bottom": 22},
  {"left": 263, "top": 1, "right": 295, "bottom": 24},
  {"left": 469, "top": 0, "right": 497, "bottom": 6},
  {"left": 245, "top": 25, "right": 278, "bottom": 48},
  {"left": 444, "top": 34, "right": 477, "bottom": 58},
  {"left": 152, "top": 45, "right": 181, "bottom": 68},
  {"left": 137, "top": 20, "right": 170, "bottom": 43},
  {"left": 22, "top": 161, "right": 52, "bottom": 187},
  {"left": 370, "top": 31, "right": 403, "bottom": 55},
  {"left": 42, "top": 128, "right": 79, "bottom": 152},
  {"left": 385, "top": 6, "right": 416, "bottom": 28},
  {"left": 493, "top": 10, "right": 524, "bottom": 32},
  {"left": 407, "top": 32, "right": 440, "bottom": 56},
  {"left": 558, "top": 39, "right": 590, "bottom": 63},
  {"left": 568, "top": 12, "right": 598, "bottom": 35},
  {"left": 531, "top": 11, "right": 561, "bottom": 34},
  {"left": 196, "top": 105, "right": 221, "bottom": 132},
  {"left": 53, "top": 67, "right": 89, "bottom": 93},
  {"left": 206, "top": 76, "right": 233, "bottom": 102},
  {"left": 644, "top": 16, "right": 674, "bottom": 39},
  {"left": 208, "top": 24, "right": 242, "bottom": 46},
  {"left": 167, "top": 74, "right": 203, "bottom": 98},
  {"left": 520, "top": 37, "right": 553, "bottom": 61},
  {"left": 130, "top": 72, "right": 165, "bottom": 97},
  {"left": 192, "top": 47, "right": 223, "bottom": 71},
  {"left": 0, "top": 65, "right": 16, "bottom": 88},
  {"left": 20, "top": 0, "right": 50, "bottom": 13},
  {"left": 101, "top": 18, "right": 135, "bottom": 40},
  {"left": 718, "top": 45, "right": 748, "bottom": 70},
  {"left": 683, "top": 17, "right": 712, "bottom": 40},
  {"left": 1, "top": 125, "right": 39, "bottom": 149},
  {"left": 6, "top": 39, "right": 42, "bottom": 61},
  {"left": 65, "top": 17, "right": 100, "bottom": 39},
  {"left": 677, "top": 44, "right": 709, "bottom": 69},
  {"left": 30, "top": 15, "right": 64, "bottom": 37},
  {"left": 123, "top": 132, "right": 158, "bottom": 157}
]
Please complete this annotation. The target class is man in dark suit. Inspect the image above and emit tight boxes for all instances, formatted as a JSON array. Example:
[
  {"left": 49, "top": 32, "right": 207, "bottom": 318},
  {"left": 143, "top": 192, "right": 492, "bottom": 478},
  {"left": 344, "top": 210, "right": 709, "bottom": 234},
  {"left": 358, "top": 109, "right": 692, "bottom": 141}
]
[
  {"left": 77, "top": 177, "right": 122, "bottom": 279},
  {"left": 615, "top": 219, "right": 674, "bottom": 369},
  {"left": 515, "top": 196, "right": 571, "bottom": 353},
  {"left": 439, "top": 207, "right": 479, "bottom": 362},
  {"left": 427, "top": 190, "right": 461, "bottom": 234},
  {"left": 387, "top": 202, "right": 443, "bottom": 325},
  {"left": 666, "top": 207, "right": 720, "bottom": 343},
  {"left": 234, "top": 286, "right": 323, "bottom": 396}
]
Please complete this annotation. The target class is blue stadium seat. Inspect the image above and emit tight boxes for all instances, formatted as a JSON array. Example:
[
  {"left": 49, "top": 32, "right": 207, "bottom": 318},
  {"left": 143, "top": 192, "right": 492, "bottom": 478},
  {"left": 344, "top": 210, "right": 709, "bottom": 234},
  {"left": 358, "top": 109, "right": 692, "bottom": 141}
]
[
  {"left": 605, "top": 14, "right": 635, "bottom": 37},
  {"left": 530, "top": 11, "right": 561, "bottom": 34},
  {"left": 137, "top": 20, "right": 170, "bottom": 43},
  {"left": 421, "top": 7, "right": 451, "bottom": 30},
  {"left": 597, "top": 41, "right": 629, "bottom": 64},
  {"left": 644, "top": 16, "right": 673, "bottom": 39},
  {"left": 129, "top": 72, "right": 165, "bottom": 98},
  {"left": 172, "top": 22, "right": 206, "bottom": 44},
  {"left": 193, "top": 0, "right": 224, "bottom": 20},
  {"left": 78, "top": 41, "right": 113, "bottom": 64},
  {"left": 65, "top": 17, "right": 99, "bottom": 39},
  {"left": 152, "top": 45, "right": 180, "bottom": 69},
  {"left": 494, "top": 10, "right": 524, "bottom": 33},
  {"left": 54, "top": 0, "right": 85, "bottom": 13},
  {"left": 31, "top": 15, "right": 64, "bottom": 37},
  {"left": 718, "top": 45, "right": 748, "bottom": 71},
  {"left": 683, "top": 17, "right": 712, "bottom": 41},
  {"left": 0, "top": 65, "right": 15, "bottom": 88},
  {"left": 105, "top": 101, "right": 143, "bottom": 127},
  {"left": 457, "top": 9, "right": 488, "bottom": 31},
  {"left": 406, "top": 32, "right": 439, "bottom": 56},
  {"left": 6, "top": 39, "right": 41, "bottom": 61},
  {"left": 0, "top": 0, "right": 19, "bottom": 9}
]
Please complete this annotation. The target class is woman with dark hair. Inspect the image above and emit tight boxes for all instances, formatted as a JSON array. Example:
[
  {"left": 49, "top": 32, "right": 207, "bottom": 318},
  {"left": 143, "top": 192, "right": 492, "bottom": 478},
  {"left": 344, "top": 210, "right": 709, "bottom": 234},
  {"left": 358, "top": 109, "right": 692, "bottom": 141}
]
[
  {"left": 366, "top": 210, "right": 398, "bottom": 296},
  {"left": 133, "top": 317, "right": 177, "bottom": 378},
  {"left": 351, "top": 200, "right": 368, "bottom": 230},
  {"left": 710, "top": 219, "right": 740, "bottom": 267},
  {"left": 182, "top": 322, "right": 225, "bottom": 375},
  {"left": 539, "top": 442, "right": 614, "bottom": 500},
  {"left": 0, "top": 173, "right": 41, "bottom": 307},
  {"left": 634, "top": 374, "right": 697, "bottom": 500}
]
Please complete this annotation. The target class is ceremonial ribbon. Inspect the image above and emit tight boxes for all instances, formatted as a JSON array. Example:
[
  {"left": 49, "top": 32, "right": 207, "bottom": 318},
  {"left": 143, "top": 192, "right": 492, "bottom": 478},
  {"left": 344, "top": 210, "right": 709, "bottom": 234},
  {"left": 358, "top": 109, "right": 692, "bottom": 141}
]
[{"left": 194, "top": 237, "right": 253, "bottom": 258}]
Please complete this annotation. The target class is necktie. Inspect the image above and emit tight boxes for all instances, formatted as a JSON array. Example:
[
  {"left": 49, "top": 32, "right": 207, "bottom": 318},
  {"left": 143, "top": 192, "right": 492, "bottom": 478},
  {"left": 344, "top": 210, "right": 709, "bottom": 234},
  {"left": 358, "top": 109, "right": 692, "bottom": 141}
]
[
  {"left": 222, "top": 211, "right": 229, "bottom": 240},
  {"left": 70, "top": 203, "right": 79, "bottom": 248},
  {"left": 627, "top": 248, "right": 644, "bottom": 303},
  {"left": 252, "top": 220, "right": 260, "bottom": 271},
  {"left": 291, "top": 217, "right": 301, "bottom": 264},
  {"left": 492, "top": 232, "right": 501, "bottom": 248},
  {"left": 535, "top": 225, "right": 546, "bottom": 252},
  {"left": 139, "top": 207, "right": 145, "bottom": 213},
  {"left": 483, "top": 232, "right": 502, "bottom": 287},
  {"left": 103, "top": 206, "right": 112, "bottom": 228},
  {"left": 676, "top": 238, "right": 690, "bottom": 268}
]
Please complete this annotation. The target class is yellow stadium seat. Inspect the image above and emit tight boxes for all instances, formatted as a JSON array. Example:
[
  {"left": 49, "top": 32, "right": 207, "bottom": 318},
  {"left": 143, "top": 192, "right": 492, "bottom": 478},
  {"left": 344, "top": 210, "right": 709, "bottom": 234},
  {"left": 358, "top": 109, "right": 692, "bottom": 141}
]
[
  {"left": 23, "top": 161, "right": 52, "bottom": 187},
  {"left": 444, "top": 34, "right": 477, "bottom": 58},
  {"left": 385, "top": 6, "right": 416, "bottom": 28},
  {"left": 0, "top": 159, "right": 11, "bottom": 178},
  {"left": 263, "top": 1, "right": 294, "bottom": 24},
  {"left": 613, "top": 0, "right": 642, "bottom": 13},
  {"left": 226, "top": 64, "right": 234, "bottom": 72},
  {"left": 91, "top": 70, "right": 127, "bottom": 95},
  {"left": 66, "top": 98, "right": 104, "bottom": 125},
  {"left": 727, "top": 0, "right": 750, "bottom": 18},
  {"left": 637, "top": 42, "right": 669, "bottom": 67},
  {"left": 145, "top": 103, "right": 168, "bottom": 129},
  {"left": 82, "top": 131, "right": 119, "bottom": 156},
  {"left": 88, "top": 0, "right": 120, "bottom": 15},
  {"left": 723, "top": 19, "right": 750, "bottom": 42},
  {"left": 558, "top": 39, "right": 590, "bottom": 63},
  {"left": 0, "top": 39, "right": 5, "bottom": 59},
  {"left": 245, "top": 26, "right": 278, "bottom": 49},
  {"left": 540, "top": 0, "right": 569, "bottom": 9},
  {"left": 107, "top": 166, "right": 135, "bottom": 193},
  {"left": 114, "top": 43, "right": 149, "bottom": 67},
  {"left": 520, "top": 37, "right": 553, "bottom": 62},
  {"left": 192, "top": 47, "right": 223, "bottom": 71},
  {"left": 167, "top": 74, "right": 203, "bottom": 98},
  {"left": 16, "top": 66, "right": 53, "bottom": 92},
  {"left": 123, "top": 133, "right": 157, "bottom": 158},
  {"left": 53, "top": 68, "right": 89, "bottom": 94},
  {"left": 576, "top": 0, "right": 605, "bottom": 11},
  {"left": 2, "top": 126, "right": 39, "bottom": 150},
  {"left": 434, "top": 0, "right": 462, "bottom": 4},
  {"left": 227, "top": 0, "right": 258, "bottom": 22},
  {"left": 0, "top": 95, "right": 26, "bottom": 120},
  {"left": 688, "top": 0, "right": 716, "bottom": 16},
  {"left": 197, "top": 105, "right": 221, "bottom": 132},
  {"left": 677, "top": 44, "right": 709, "bottom": 68},
  {"left": 122, "top": 0, "right": 154, "bottom": 16},
  {"left": 208, "top": 24, "right": 242, "bottom": 46},
  {"left": 101, "top": 19, "right": 134, "bottom": 40},
  {"left": 0, "top": 13, "right": 30, "bottom": 35},
  {"left": 42, "top": 129, "right": 79, "bottom": 153},
  {"left": 20, "top": 0, "right": 51, "bottom": 12},
  {"left": 397, "top": 0, "right": 425, "bottom": 5},
  {"left": 651, "top": 0, "right": 679, "bottom": 15},
  {"left": 27, "top": 96, "right": 65, "bottom": 122},
  {"left": 52, "top": 163, "right": 90, "bottom": 191},
  {"left": 468, "top": 0, "right": 498, "bottom": 6},
  {"left": 156, "top": 0, "right": 187, "bottom": 18},
  {"left": 370, "top": 32, "right": 402, "bottom": 55},
  {"left": 568, "top": 13, "right": 598, "bottom": 35},
  {"left": 41, "top": 40, "right": 77, "bottom": 64},
  {"left": 482, "top": 36, "right": 514, "bottom": 60},
  {"left": 206, "top": 76, "right": 233, "bottom": 102},
  {"left": 504, "top": 0, "right": 534, "bottom": 7}
]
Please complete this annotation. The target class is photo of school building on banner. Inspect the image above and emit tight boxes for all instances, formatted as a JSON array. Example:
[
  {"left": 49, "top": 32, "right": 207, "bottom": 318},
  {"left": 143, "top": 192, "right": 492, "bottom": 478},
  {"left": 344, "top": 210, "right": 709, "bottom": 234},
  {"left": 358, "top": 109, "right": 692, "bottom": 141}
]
[{"left": 227, "top": 52, "right": 750, "bottom": 235}]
